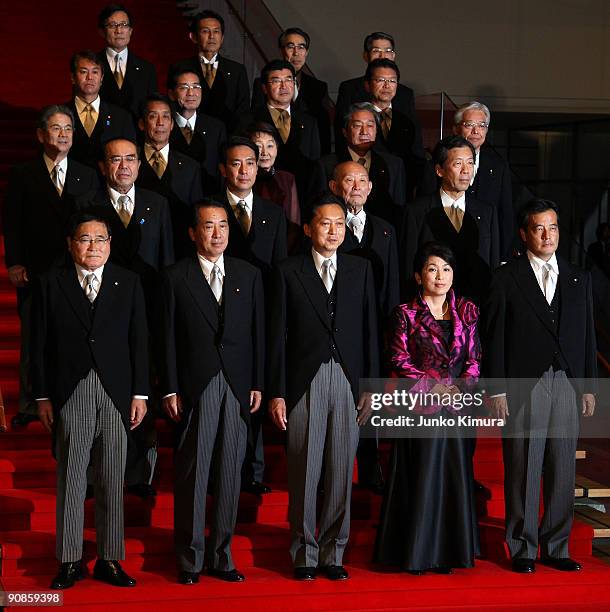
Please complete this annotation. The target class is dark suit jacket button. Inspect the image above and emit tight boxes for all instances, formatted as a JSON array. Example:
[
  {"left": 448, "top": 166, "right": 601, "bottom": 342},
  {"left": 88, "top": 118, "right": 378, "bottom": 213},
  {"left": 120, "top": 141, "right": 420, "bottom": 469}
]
[
  {"left": 90, "top": 338, "right": 95, "bottom": 343},
  {"left": 330, "top": 344, "right": 336, "bottom": 350},
  {"left": 334, "top": 328, "right": 339, "bottom": 333},
  {"left": 330, "top": 311, "right": 335, "bottom": 317},
  {"left": 219, "top": 343, "right": 224, "bottom": 349}
]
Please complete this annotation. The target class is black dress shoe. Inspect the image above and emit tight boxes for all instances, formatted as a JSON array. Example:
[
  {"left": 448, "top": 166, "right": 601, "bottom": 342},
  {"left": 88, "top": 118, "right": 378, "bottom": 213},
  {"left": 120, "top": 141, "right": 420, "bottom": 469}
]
[
  {"left": 50, "top": 561, "right": 85, "bottom": 589},
  {"left": 512, "top": 558, "right": 536, "bottom": 573},
  {"left": 11, "top": 413, "right": 38, "bottom": 428},
  {"left": 431, "top": 567, "right": 453, "bottom": 574},
  {"left": 540, "top": 557, "right": 582, "bottom": 571},
  {"left": 127, "top": 484, "right": 157, "bottom": 499},
  {"left": 93, "top": 560, "right": 136, "bottom": 587},
  {"left": 178, "top": 571, "right": 200, "bottom": 584},
  {"left": 320, "top": 565, "right": 349, "bottom": 580},
  {"left": 294, "top": 567, "right": 316, "bottom": 580},
  {"left": 207, "top": 568, "right": 245, "bottom": 582},
  {"left": 241, "top": 480, "right": 271, "bottom": 495}
]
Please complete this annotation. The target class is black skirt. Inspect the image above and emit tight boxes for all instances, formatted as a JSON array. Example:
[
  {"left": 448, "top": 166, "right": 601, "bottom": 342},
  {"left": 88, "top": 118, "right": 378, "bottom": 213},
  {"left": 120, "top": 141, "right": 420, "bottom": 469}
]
[{"left": 373, "top": 416, "right": 480, "bottom": 571}]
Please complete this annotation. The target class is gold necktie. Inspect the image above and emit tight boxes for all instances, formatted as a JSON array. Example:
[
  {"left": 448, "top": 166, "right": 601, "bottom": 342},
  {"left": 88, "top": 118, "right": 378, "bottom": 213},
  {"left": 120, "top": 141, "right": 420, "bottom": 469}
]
[
  {"left": 114, "top": 55, "right": 124, "bottom": 89},
  {"left": 117, "top": 195, "right": 132, "bottom": 228},
  {"left": 51, "top": 165, "right": 63, "bottom": 195},
  {"left": 182, "top": 124, "right": 193, "bottom": 144},
  {"left": 236, "top": 200, "right": 251, "bottom": 235},
  {"left": 204, "top": 63, "right": 216, "bottom": 88},
  {"left": 276, "top": 109, "right": 290, "bottom": 143},
  {"left": 151, "top": 151, "right": 166, "bottom": 178},
  {"left": 357, "top": 157, "right": 367, "bottom": 167},
  {"left": 445, "top": 204, "right": 464, "bottom": 232},
  {"left": 82, "top": 103, "right": 96, "bottom": 137},
  {"left": 381, "top": 108, "right": 392, "bottom": 140}
]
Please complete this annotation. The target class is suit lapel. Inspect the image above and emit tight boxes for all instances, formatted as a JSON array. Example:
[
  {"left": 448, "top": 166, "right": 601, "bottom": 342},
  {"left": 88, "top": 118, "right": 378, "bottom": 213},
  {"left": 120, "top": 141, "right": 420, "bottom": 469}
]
[
  {"left": 296, "top": 254, "right": 332, "bottom": 331},
  {"left": 557, "top": 257, "right": 577, "bottom": 334},
  {"left": 334, "top": 253, "right": 357, "bottom": 331},
  {"left": 57, "top": 265, "right": 92, "bottom": 331},
  {"left": 184, "top": 257, "right": 219, "bottom": 331},
  {"left": 91, "top": 263, "right": 120, "bottom": 330},
  {"left": 35, "top": 158, "right": 64, "bottom": 218}
]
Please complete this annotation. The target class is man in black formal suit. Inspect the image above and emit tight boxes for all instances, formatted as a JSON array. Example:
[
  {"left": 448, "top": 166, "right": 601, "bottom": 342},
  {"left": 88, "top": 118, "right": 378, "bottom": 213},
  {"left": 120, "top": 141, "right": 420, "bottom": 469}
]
[
  {"left": 331, "top": 161, "right": 399, "bottom": 493},
  {"left": 67, "top": 50, "right": 136, "bottom": 169},
  {"left": 136, "top": 94, "right": 204, "bottom": 258},
  {"left": 167, "top": 68, "right": 226, "bottom": 194},
  {"left": 310, "top": 103, "right": 406, "bottom": 227},
  {"left": 453, "top": 101, "right": 516, "bottom": 261},
  {"left": 400, "top": 135, "right": 499, "bottom": 302},
  {"left": 334, "top": 31, "right": 425, "bottom": 160},
  {"left": 364, "top": 58, "right": 434, "bottom": 199},
  {"left": 251, "top": 28, "right": 331, "bottom": 154},
  {"left": 268, "top": 193, "right": 379, "bottom": 581},
  {"left": 31, "top": 212, "right": 148, "bottom": 589},
  {"left": 241, "top": 60, "right": 320, "bottom": 205},
  {"left": 97, "top": 4, "right": 157, "bottom": 122},
  {"left": 4, "top": 105, "right": 99, "bottom": 427},
  {"left": 168, "top": 10, "right": 249, "bottom": 132},
  {"left": 216, "top": 136, "right": 287, "bottom": 494},
  {"left": 483, "top": 199, "right": 597, "bottom": 574},
  {"left": 160, "top": 201, "right": 265, "bottom": 585}
]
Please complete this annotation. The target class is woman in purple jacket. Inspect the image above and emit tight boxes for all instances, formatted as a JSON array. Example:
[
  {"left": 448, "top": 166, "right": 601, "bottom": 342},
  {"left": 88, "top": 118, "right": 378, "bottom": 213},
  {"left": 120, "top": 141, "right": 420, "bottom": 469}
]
[{"left": 373, "top": 241, "right": 481, "bottom": 574}]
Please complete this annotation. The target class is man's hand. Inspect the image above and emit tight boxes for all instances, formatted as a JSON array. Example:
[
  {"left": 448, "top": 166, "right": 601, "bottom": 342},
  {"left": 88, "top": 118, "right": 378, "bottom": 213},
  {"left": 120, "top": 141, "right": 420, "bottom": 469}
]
[
  {"left": 8, "top": 265, "right": 28, "bottom": 288},
  {"left": 163, "top": 393, "right": 182, "bottom": 422},
  {"left": 37, "top": 399, "right": 53, "bottom": 433},
  {"left": 488, "top": 395, "right": 509, "bottom": 421},
  {"left": 269, "top": 397, "right": 287, "bottom": 431},
  {"left": 130, "top": 398, "right": 147, "bottom": 430},
  {"left": 582, "top": 393, "right": 595, "bottom": 417},
  {"left": 249, "top": 390, "right": 262, "bottom": 413},
  {"left": 356, "top": 392, "right": 373, "bottom": 426}
]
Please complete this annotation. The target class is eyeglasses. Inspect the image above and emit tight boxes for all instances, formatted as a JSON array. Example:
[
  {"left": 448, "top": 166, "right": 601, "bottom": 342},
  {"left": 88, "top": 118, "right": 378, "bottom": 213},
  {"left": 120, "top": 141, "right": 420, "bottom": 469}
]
[
  {"left": 107, "top": 154, "right": 138, "bottom": 164},
  {"left": 48, "top": 124, "right": 73, "bottom": 134},
  {"left": 268, "top": 77, "right": 295, "bottom": 86},
  {"left": 283, "top": 43, "right": 307, "bottom": 52},
  {"left": 105, "top": 21, "right": 131, "bottom": 30},
  {"left": 370, "top": 47, "right": 394, "bottom": 54},
  {"left": 176, "top": 83, "right": 203, "bottom": 91},
  {"left": 74, "top": 237, "right": 110, "bottom": 245},
  {"left": 370, "top": 77, "right": 398, "bottom": 85},
  {"left": 460, "top": 121, "right": 489, "bottom": 130}
]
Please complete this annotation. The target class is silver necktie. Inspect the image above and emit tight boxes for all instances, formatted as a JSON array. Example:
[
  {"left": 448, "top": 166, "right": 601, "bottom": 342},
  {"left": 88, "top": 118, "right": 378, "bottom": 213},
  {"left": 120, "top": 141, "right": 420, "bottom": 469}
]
[
  {"left": 209, "top": 264, "right": 223, "bottom": 303},
  {"left": 542, "top": 263, "right": 554, "bottom": 304},
  {"left": 51, "top": 165, "right": 63, "bottom": 195},
  {"left": 349, "top": 216, "right": 363, "bottom": 242},
  {"left": 84, "top": 273, "right": 98, "bottom": 303},
  {"left": 321, "top": 259, "right": 334, "bottom": 293}
]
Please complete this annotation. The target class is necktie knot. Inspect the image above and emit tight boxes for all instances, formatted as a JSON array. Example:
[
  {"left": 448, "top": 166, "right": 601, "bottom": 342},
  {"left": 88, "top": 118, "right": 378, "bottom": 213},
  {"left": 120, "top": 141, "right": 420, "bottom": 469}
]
[
  {"left": 209, "top": 263, "right": 223, "bottom": 303},
  {"left": 82, "top": 103, "right": 96, "bottom": 137},
  {"left": 275, "top": 109, "right": 290, "bottom": 143},
  {"left": 349, "top": 215, "right": 363, "bottom": 241},
  {"left": 117, "top": 195, "right": 132, "bottom": 227},
  {"left": 321, "top": 259, "right": 334, "bottom": 292},
  {"left": 357, "top": 157, "right": 367, "bottom": 166},
  {"left": 151, "top": 151, "right": 166, "bottom": 178},
  {"left": 182, "top": 123, "right": 193, "bottom": 144},
  {"left": 84, "top": 273, "right": 98, "bottom": 303},
  {"left": 203, "top": 62, "right": 216, "bottom": 88}
]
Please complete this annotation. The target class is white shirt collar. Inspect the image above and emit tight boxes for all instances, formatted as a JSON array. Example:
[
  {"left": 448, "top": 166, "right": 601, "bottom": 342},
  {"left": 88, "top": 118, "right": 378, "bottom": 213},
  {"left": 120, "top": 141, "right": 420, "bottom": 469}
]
[
  {"left": 440, "top": 188, "right": 466, "bottom": 212},
  {"left": 226, "top": 188, "right": 254, "bottom": 212},
  {"left": 75, "top": 95, "right": 100, "bottom": 113},
  {"left": 75, "top": 263, "right": 104, "bottom": 286},
  {"left": 197, "top": 252, "right": 225, "bottom": 280},
  {"left": 199, "top": 52, "right": 218, "bottom": 67},
  {"left": 145, "top": 142, "right": 170, "bottom": 164},
  {"left": 346, "top": 208, "right": 366, "bottom": 225},
  {"left": 527, "top": 250, "right": 558, "bottom": 275},
  {"left": 106, "top": 47, "right": 128, "bottom": 67},
  {"left": 268, "top": 103, "right": 291, "bottom": 116},
  {"left": 174, "top": 111, "right": 197, "bottom": 130},
  {"left": 372, "top": 103, "right": 392, "bottom": 113},
  {"left": 311, "top": 247, "right": 337, "bottom": 275},
  {"left": 107, "top": 184, "right": 136, "bottom": 210},
  {"left": 43, "top": 154, "right": 68, "bottom": 175}
]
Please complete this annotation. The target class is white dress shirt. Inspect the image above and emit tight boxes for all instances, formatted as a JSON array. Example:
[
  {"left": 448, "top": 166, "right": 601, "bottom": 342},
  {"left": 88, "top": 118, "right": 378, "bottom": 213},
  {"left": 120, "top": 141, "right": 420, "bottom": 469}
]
[
  {"left": 527, "top": 250, "right": 558, "bottom": 304},
  {"left": 108, "top": 184, "right": 135, "bottom": 216},
  {"left": 346, "top": 209, "right": 366, "bottom": 242},
  {"left": 144, "top": 142, "right": 169, "bottom": 166},
  {"left": 440, "top": 188, "right": 466, "bottom": 212},
  {"left": 106, "top": 47, "right": 128, "bottom": 78},
  {"left": 311, "top": 247, "right": 337, "bottom": 288},
  {"left": 174, "top": 111, "right": 197, "bottom": 132},
  {"left": 226, "top": 188, "right": 254, "bottom": 223},
  {"left": 197, "top": 252, "right": 225, "bottom": 285},
  {"left": 74, "top": 95, "right": 100, "bottom": 115},
  {"left": 199, "top": 53, "right": 219, "bottom": 70},
  {"left": 43, "top": 154, "right": 68, "bottom": 193}
]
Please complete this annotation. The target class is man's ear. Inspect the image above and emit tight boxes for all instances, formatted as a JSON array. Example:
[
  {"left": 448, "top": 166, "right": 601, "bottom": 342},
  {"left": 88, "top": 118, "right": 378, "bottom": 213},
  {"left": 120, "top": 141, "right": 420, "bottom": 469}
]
[{"left": 303, "top": 223, "right": 311, "bottom": 239}]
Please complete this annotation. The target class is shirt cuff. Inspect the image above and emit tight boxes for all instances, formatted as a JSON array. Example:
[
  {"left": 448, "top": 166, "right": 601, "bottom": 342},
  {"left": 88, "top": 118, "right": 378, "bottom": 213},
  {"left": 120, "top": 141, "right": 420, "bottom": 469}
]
[
  {"left": 132, "top": 395, "right": 148, "bottom": 400},
  {"left": 162, "top": 393, "right": 177, "bottom": 399},
  {"left": 35, "top": 398, "right": 50, "bottom": 401}
]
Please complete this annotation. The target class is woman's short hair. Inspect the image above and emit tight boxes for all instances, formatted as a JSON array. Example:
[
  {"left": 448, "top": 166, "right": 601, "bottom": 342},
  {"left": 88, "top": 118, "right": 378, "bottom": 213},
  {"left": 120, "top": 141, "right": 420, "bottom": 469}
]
[{"left": 413, "top": 241, "right": 457, "bottom": 275}]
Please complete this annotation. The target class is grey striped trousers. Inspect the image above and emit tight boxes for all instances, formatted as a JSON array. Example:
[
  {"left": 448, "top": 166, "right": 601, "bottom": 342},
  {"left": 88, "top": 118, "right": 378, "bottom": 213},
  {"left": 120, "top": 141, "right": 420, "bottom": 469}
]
[
  {"left": 503, "top": 367, "right": 579, "bottom": 559},
  {"left": 287, "top": 359, "right": 359, "bottom": 568},
  {"left": 55, "top": 370, "right": 127, "bottom": 562}
]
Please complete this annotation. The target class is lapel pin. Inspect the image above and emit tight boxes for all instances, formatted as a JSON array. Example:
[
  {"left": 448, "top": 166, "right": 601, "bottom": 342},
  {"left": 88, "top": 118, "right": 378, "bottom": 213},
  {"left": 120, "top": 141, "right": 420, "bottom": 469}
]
[
  {"left": 76, "top": 178, "right": 80, "bottom": 181},
  {"left": 136, "top": 66, "right": 140, "bottom": 71},
  {"left": 489, "top": 169, "right": 493, "bottom": 174},
  {"left": 574, "top": 278, "right": 578, "bottom": 282},
  {"left": 236, "top": 288, "right": 240, "bottom": 292},
  {"left": 477, "top": 216, "right": 481, "bottom": 220},
  {"left": 383, "top": 230, "right": 389, "bottom": 236},
  {"left": 202, "top": 131, "right": 206, "bottom": 135},
  {"left": 140, "top": 219, "right": 145, "bottom": 224},
  {"left": 227, "top": 72, "right": 231, "bottom": 76},
  {"left": 115, "top": 281, "right": 119, "bottom": 285},
  {"left": 178, "top": 161, "right": 182, "bottom": 165},
  {"left": 146, "top": 207, "right": 150, "bottom": 211},
  {"left": 262, "top": 219, "right": 266, "bottom": 224}
]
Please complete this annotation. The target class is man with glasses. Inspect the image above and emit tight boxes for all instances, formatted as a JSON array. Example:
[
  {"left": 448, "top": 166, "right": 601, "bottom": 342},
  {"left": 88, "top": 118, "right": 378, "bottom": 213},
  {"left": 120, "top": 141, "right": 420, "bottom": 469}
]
[
  {"left": 97, "top": 4, "right": 157, "bottom": 123},
  {"left": 453, "top": 101, "right": 516, "bottom": 261},
  {"left": 4, "top": 105, "right": 99, "bottom": 428},
  {"left": 168, "top": 9, "right": 249, "bottom": 132},
  {"left": 168, "top": 69, "right": 226, "bottom": 194},
  {"left": 30, "top": 211, "right": 149, "bottom": 589},
  {"left": 251, "top": 28, "right": 331, "bottom": 154},
  {"left": 334, "top": 31, "right": 424, "bottom": 161}
]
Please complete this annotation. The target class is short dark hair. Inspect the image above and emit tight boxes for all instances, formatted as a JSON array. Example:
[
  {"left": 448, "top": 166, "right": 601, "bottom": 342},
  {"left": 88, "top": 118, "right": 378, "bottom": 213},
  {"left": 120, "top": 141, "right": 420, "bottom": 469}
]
[
  {"left": 38, "top": 104, "right": 74, "bottom": 130},
  {"left": 167, "top": 68, "right": 201, "bottom": 91},
  {"left": 343, "top": 102, "right": 379, "bottom": 130},
  {"left": 365, "top": 58, "right": 400, "bottom": 82},
  {"left": 278, "top": 27, "right": 310, "bottom": 49},
  {"left": 432, "top": 135, "right": 476, "bottom": 168},
  {"left": 67, "top": 211, "right": 112, "bottom": 239},
  {"left": 413, "top": 242, "right": 457, "bottom": 276},
  {"left": 189, "top": 10, "right": 225, "bottom": 35},
  {"left": 243, "top": 121, "right": 280, "bottom": 146},
  {"left": 191, "top": 199, "right": 228, "bottom": 228},
  {"left": 518, "top": 198, "right": 560, "bottom": 231},
  {"left": 304, "top": 192, "right": 346, "bottom": 225},
  {"left": 220, "top": 136, "right": 259, "bottom": 164},
  {"left": 97, "top": 4, "right": 132, "bottom": 29},
  {"left": 70, "top": 50, "right": 104, "bottom": 76},
  {"left": 261, "top": 59, "right": 295, "bottom": 83},
  {"left": 363, "top": 31, "right": 395, "bottom": 53},
  {"left": 101, "top": 137, "right": 140, "bottom": 160},
  {"left": 139, "top": 93, "right": 172, "bottom": 119}
]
